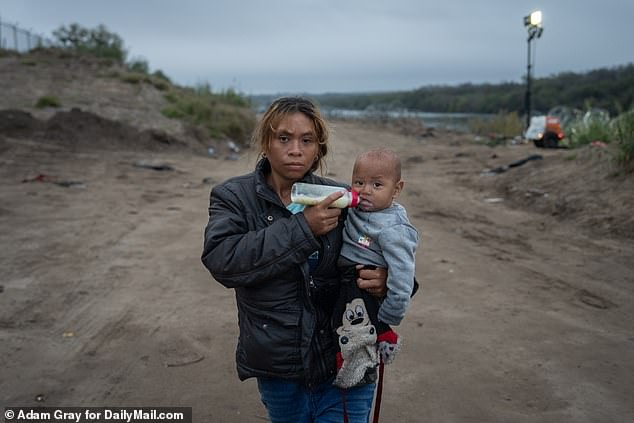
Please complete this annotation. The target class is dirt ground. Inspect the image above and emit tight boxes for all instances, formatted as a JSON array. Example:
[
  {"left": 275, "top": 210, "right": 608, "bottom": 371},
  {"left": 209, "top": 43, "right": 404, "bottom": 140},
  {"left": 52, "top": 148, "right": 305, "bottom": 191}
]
[{"left": 1, "top": 118, "right": 633, "bottom": 423}]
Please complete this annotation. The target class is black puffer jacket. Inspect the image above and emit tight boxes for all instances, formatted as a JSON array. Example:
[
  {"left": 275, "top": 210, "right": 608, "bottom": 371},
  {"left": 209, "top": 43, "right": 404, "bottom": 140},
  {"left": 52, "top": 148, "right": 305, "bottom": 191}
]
[{"left": 201, "top": 159, "right": 347, "bottom": 385}]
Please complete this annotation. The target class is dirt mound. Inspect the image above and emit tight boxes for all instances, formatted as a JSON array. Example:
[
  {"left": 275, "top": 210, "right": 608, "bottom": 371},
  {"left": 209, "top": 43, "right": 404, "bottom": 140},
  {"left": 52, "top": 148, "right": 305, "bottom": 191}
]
[
  {"left": 0, "top": 107, "right": 192, "bottom": 152},
  {"left": 450, "top": 140, "right": 634, "bottom": 240},
  {"left": 0, "top": 109, "right": 42, "bottom": 136},
  {"left": 0, "top": 49, "right": 254, "bottom": 157},
  {"left": 492, "top": 147, "right": 634, "bottom": 239}
]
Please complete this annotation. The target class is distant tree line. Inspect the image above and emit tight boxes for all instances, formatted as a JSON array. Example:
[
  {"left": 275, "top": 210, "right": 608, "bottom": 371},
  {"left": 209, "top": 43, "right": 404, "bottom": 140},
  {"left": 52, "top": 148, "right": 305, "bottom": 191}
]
[{"left": 310, "top": 64, "right": 634, "bottom": 117}]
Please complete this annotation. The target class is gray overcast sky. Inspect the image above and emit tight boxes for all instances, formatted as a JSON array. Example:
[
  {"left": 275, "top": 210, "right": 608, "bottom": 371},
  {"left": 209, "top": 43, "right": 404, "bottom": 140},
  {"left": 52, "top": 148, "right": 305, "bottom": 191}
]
[{"left": 2, "top": 0, "right": 633, "bottom": 95}]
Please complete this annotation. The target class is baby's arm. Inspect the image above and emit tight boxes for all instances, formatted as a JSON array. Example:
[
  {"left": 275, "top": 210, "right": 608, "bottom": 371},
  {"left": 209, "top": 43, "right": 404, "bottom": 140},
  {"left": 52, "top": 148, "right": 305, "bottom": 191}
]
[{"left": 377, "top": 223, "right": 419, "bottom": 325}]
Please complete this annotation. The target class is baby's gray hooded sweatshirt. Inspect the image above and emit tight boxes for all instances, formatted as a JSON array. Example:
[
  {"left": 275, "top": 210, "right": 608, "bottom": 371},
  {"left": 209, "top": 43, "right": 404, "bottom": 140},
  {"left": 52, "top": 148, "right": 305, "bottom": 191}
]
[{"left": 340, "top": 202, "right": 419, "bottom": 325}]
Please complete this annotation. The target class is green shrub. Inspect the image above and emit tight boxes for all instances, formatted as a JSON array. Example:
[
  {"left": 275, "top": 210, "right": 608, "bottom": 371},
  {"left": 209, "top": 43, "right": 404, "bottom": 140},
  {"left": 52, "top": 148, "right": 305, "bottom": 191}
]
[
  {"left": 152, "top": 70, "right": 171, "bottom": 83},
  {"left": 127, "top": 58, "right": 149, "bottom": 74},
  {"left": 35, "top": 96, "right": 62, "bottom": 108},
  {"left": 160, "top": 85, "right": 255, "bottom": 143},
  {"left": 115, "top": 70, "right": 168, "bottom": 90},
  {"left": 161, "top": 106, "right": 187, "bottom": 119},
  {"left": 120, "top": 72, "right": 146, "bottom": 84},
  {"left": 611, "top": 108, "right": 634, "bottom": 165},
  {"left": 163, "top": 92, "right": 179, "bottom": 104},
  {"left": 218, "top": 88, "right": 251, "bottom": 108},
  {"left": 149, "top": 77, "right": 169, "bottom": 91},
  {"left": 53, "top": 23, "right": 127, "bottom": 63},
  {"left": 568, "top": 119, "right": 612, "bottom": 148}
]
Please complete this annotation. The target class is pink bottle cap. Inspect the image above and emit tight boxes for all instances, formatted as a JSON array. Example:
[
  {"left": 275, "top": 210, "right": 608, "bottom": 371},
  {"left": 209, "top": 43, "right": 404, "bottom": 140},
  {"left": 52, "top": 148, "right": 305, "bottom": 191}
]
[{"left": 348, "top": 190, "right": 359, "bottom": 208}]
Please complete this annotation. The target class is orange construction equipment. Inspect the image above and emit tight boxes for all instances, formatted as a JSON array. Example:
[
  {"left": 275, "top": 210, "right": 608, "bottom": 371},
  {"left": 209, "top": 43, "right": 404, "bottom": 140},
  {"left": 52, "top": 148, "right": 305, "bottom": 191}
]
[{"left": 524, "top": 115, "right": 565, "bottom": 148}]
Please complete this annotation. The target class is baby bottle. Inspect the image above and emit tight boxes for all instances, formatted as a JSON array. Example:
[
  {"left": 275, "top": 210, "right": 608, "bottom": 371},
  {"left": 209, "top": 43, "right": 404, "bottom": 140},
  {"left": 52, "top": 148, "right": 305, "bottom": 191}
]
[{"left": 291, "top": 182, "right": 359, "bottom": 208}]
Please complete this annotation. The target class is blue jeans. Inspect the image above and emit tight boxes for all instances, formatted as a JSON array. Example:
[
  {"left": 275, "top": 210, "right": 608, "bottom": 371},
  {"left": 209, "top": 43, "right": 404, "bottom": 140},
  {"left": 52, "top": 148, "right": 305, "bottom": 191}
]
[{"left": 257, "top": 377, "right": 375, "bottom": 423}]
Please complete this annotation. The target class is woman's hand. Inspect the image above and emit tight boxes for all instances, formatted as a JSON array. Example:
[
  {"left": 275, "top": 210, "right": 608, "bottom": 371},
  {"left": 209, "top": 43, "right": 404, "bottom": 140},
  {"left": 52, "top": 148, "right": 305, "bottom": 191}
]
[
  {"left": 303, "top": 191, "right": 343, "bottom": 236},
  {"left": 356, "top": 265, "right": 388, "bottom": 298}
]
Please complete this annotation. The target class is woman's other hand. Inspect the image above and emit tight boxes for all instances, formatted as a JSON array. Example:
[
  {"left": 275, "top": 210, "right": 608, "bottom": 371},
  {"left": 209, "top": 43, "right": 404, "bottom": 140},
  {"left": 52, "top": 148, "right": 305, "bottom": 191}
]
[
  {"left": 303, "top": 191, "right": 343, "bottom": 236},
  {"left": 356, "top": 265, "right": 387, "bottom": 297}
]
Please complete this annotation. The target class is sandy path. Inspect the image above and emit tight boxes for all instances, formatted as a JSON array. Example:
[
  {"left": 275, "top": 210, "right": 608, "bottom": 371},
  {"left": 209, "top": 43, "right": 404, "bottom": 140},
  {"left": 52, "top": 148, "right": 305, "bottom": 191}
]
[{"left": 1, "top": 121, "right": 633, "bottom": 422}]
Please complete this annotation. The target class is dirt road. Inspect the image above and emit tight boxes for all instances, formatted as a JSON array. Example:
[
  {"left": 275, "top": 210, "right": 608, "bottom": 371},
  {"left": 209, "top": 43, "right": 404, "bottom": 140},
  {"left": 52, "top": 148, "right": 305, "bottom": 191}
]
[{"left": 1, "top": 121, "right": 633, "bottom": 422}]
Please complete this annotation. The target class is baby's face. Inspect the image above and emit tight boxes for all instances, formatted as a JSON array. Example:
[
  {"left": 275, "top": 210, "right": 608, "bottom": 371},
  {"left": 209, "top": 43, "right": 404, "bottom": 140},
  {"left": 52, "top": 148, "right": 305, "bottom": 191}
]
[{"left": 351, "top": 158, "right": 403, "bottom": 211}]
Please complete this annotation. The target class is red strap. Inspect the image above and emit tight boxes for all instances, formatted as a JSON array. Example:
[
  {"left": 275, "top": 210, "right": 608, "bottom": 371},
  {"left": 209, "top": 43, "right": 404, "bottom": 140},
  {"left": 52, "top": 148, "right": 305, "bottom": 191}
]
[
  {"left": 341, "top": 389, "right": 349, "bottom": 423},
  {"left": 372, "top": 360, "right": 385, "bottom": 423},
  {"left": 341, "top": 361, "right": 385, "bottom": 423}
]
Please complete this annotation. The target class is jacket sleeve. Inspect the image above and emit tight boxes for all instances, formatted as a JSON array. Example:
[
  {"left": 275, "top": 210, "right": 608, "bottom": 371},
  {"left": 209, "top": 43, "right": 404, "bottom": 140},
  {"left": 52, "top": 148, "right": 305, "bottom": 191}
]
[
  {"left": 201, "top": 183, "right": 320, "bottom": 289},
  {"left": 376, "top": 224, "right": 419, "bottom": 325}
]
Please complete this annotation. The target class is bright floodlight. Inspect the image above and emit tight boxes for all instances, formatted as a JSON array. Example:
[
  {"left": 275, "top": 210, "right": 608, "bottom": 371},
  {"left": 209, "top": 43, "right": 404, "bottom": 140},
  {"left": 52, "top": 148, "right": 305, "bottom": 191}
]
[{"left": 529, "top": 10, "right": 542, "bottom": 26}]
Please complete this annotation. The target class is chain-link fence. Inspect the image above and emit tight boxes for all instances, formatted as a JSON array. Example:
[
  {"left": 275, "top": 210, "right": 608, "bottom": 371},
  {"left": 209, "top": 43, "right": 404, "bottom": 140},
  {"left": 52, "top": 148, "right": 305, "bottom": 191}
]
[{"left": 0, "top": 16, "right": 53, "bottom": 52}]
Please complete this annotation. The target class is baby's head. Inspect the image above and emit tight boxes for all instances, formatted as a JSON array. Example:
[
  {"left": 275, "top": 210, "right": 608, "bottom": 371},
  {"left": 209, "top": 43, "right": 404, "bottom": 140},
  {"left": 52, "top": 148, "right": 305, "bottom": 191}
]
[{"left": 351, "top": 148, "right": 404, "bottom": 212}]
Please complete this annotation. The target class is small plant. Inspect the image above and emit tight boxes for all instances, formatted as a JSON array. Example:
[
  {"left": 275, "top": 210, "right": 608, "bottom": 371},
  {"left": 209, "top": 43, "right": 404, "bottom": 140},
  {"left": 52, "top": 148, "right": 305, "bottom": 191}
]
[
  {"left": 611, "top": 108, "right": 634, "bottom": 166},
  {"left": 120, "top": 72, "right": 145, "bottom": 84},
  {"left": 35, "top": 96, "right": 61, "bottom": 108},
  {"left": 568, "top": 119, "right": 612, "bottom": 148},
  {"left": 152, "top": 70, "right": 171, "bottom": 83},
  {"left": 163, "top": 92, "right": 179, "bottom": 104},
  {"left": 218, "top": 88, "right": 250, "bottom": 108},
  {"left": 127, "top": 58, "right": 149, "bottom": 74},
  {"left": 149, "top": 77, "right": 169, "bottom": 91}
]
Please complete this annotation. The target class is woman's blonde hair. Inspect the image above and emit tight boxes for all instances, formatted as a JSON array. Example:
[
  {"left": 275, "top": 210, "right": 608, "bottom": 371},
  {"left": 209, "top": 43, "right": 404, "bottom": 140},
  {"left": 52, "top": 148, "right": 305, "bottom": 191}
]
[{"left": 252, "top": 96, "right": 329, "bottom": 173}]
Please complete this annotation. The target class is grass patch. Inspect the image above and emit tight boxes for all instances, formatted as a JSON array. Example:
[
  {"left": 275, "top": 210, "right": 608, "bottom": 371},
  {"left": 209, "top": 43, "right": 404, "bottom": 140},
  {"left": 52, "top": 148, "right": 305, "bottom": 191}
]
[
  {"left": 568, "top": 119, "right": 612, "bottom": 148},
  {"left": 163, "top": 92, "right": 179, "bottom": 104},
  {"left": 563, "top": 107, "right": 634, "bottom": 170},
  {"left": 35, "top": 95, "right": 62, "bottom": 108},
  {"left": 152, "top": 70, "right": 171, "bottom": 83},
  {"left": 611, "top": 108, "right": 634, "bottom": 168},
  {"left": 120, "top": 72, "right": 146, "bottom": 84},
  {"left": 161, "top": 84, "right": 255, "bottom": 143},
  {"left": 149, "top": 77, "right": 169, "bottom": 91},
  {"left": 0, "top": 48, "right": 14, "bottom": 58},
  {"left": 127, "top": 58, "right": 149, "bottom": 74},
  {"left": 469, "top": 111, "right": 523, "bottom": 139},
  {"left": 117, "top": 71, "right": 169, "bottom": 90}
]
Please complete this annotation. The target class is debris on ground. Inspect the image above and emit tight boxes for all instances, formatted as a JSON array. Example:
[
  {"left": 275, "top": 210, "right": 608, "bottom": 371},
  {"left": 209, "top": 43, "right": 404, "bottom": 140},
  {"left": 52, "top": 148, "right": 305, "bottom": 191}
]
[
  {"left": 133, "top": 161, "right": 174, "bottom": 171},
  {"left": 591, "top": 141, "right": 608, "bottom": 148},
  {"left": 21, "top": 174, "right": 85, "bottom": 188},
  {"left": 482, "top": 154, "right": 543, "bottom": 175},
  {"left": 227, "top": 140, "right": 241, "bottom": 153},
  {"left": 483, "top": 197, "right": 504, "bottom": 203}
]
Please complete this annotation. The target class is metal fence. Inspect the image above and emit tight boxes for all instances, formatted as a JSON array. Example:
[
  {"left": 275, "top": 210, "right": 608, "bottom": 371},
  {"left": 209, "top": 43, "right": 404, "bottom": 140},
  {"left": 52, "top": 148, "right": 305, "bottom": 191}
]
[{"left": 0, "top": 15, "right": 53, "bottom": 52}]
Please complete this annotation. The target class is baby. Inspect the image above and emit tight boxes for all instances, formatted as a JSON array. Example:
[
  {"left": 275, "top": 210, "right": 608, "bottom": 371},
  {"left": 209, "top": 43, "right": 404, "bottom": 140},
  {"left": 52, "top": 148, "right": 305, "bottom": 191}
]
[{"left": 333, "top": 148, "right": 419, "bottom": 388}]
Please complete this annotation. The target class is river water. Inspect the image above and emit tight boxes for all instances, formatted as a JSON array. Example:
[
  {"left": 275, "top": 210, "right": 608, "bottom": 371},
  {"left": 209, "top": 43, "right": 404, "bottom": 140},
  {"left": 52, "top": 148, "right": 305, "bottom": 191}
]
[{"left": 322, "top": 108, "right": 492, "bottom": 132}]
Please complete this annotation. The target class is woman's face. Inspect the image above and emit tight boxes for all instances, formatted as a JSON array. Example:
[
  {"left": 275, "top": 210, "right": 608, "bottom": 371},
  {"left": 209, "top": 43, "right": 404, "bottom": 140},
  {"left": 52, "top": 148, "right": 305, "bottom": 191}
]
[{"left": 265, "top": 112, "right": 319, "bottom": 184}]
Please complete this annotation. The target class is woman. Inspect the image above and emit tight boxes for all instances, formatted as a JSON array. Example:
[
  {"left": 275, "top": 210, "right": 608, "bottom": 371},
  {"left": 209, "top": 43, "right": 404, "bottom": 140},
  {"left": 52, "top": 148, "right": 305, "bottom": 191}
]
[{"left": 201, "top": 96, "right": 387, "bottom": 422}]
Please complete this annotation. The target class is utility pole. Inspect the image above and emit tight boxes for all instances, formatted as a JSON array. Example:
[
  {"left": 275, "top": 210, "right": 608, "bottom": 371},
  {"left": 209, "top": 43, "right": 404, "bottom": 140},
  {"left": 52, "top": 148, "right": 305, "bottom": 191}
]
[{"left": 523, "top": 11, "right": 543, "bottom": 131}]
